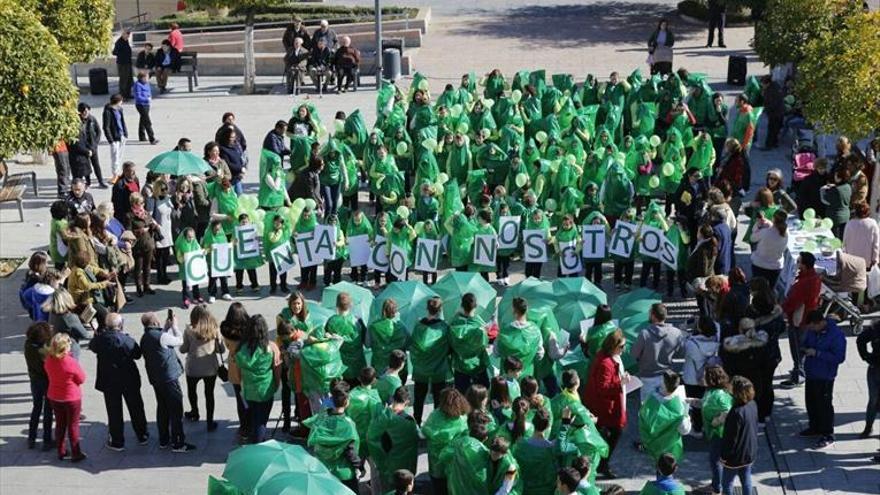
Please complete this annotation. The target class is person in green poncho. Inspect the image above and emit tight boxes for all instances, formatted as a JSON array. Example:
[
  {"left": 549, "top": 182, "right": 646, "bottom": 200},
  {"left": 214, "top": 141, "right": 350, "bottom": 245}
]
[
  {"left": 297, "top": 336, "right": 346, "bottom": 412},
  {"left": 263, "top": 213, "right": 291, "bottom": 294},
  {"left": 440, "top": 421, "right": 491, "bottom": 495},
  {"left": 553, "top": 214, "right": 582, "bottom": 278},
  {"left": 512, "top": 407, "right": 561, "bottom": 495},
  {"left": 344, "top": 209, "right": 373, "bottom": 285},
  {"left": 386, "top": 216, "right": 415, "bottom": 282},
  {"left": 638, "top": 453, "right": 686, "bottom": 495},
  {"left": 638, "top": 370, "right": 692, "bottom": 463},
  {"left": 701, "top": 366, "right": 734, "bottom": 495},
  {"left": 174, "top": 227, "right": 203, "bottom": 307},
  {"left": 208, "top": 178, "right": 239, "bottom": 236},
  {"left": 612, "top": 207, "right": 638, "bottom": 291},
  {"left": 469, "top": 210, "right": 498, "bottom": 277},
  {"left": 257, "top": 149, "right": 290, "bottom": 211},
  {"left": 581, "top": 211, "right": 609, "bottom": 287},
  {"left": 376, "top": 349, "right": 406, "bottom": 404},
  {"left": 415, "top": 143, "right": 441, "bottom": 190},
  {"left": 446, "top": 133, "right": 472, "bottom": 185},
  {"left": 601, "top": 161, "right": 635, "bottom": 221},
  {"left": 582, "top": 305, "right": 616, "bottom": 359},
  {"left": 292, "top": 206, "right": 318, "bottom": 289},
  {"left": 385, "top": 469, "right": 415, "bottom": 495},
  {"left": 347, "top": 367, "right": 382, "bottom": 461},
  {"left": 367, "top": 386, "right": 419, "bottom": 491},
  {"left": 638, "top": 201, "right": 669, "bottom": 291},
  {"left": 325, "top": 292, "right": 367, "bottom": 384},
  {"left": 557, "top": 467, "right": 585, "bottom": 495},
  {"left": 410, "top": 297, "right": 451, "bottom": 424},
  {"left": 320, "top": 140, "right": 350, "bottom": 217},
  {"left": 201, "top": 220, "right": 231, "bottom": 302},
  {"left": 484, "top": 68, "right": 506, "bottom": 100},
  {"left": 555, "top": 388, "right": 610, "bottom": 487},
  {"left": 234, "top": 315, "right": 281, "bottom": 443},
  {"left": 487, "top": 436, "right": 522, "bottom": 495},
  {"left": 572, "top": 456, "right": 601, "bottom": 495},
  {"left": 422, "top": 387, "right": 470, "bottom": 495},
  {"left": 49, "top": 201, "right": 69, "bottom": 268},
  {"left": 729, "top": 94, "right": 755, "bottom": 153},
  {"left": 368, "top": 298, "right": 409, "bottom": 379},
  {"left": 664, "top": 215, "right": 690, "bottom": 298},
  {"left": 321, "top": 214, "right": 347, "bottom": 286},
  {"left": 232, "top": 213, "right": 262, "bottom": 293},
  {"left": 449, "top": 293, "right": 490, "bottom": 392},
  {"left": 659, "top": 128, "right": 686, "bottom": 198},
  {"left": 444, "top": 205, "right": 477, "bottom": 271},
  {"left": 688, "top": 131, "right": 716, "bottom": 179},
  {"left": 497, "top": 297, "right": 545, "bottom": 377},
  {"left": 416, "top": 218, "right": 440, "bottom": 285},
  {"left": 304, "top": 385, "right": 365, "bottom": 493},
  {"left": 523, "top": 207, "right": 550, "bottom": 278}
]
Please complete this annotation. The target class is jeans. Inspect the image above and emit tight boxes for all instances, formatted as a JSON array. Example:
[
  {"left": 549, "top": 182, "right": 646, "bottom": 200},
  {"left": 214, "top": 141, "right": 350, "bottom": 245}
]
[
  {"left": 28, "top": 378, "right": 53, "bottom": 444},
  {"left": 806, "top": 379, "right": 835, "bottom": 437},
  {"left": 51, "top": 399, "right": 82, "bottom": 458},
  {"left": 414, "top": 380, "right": 449, "bottom": 424},
  {"left": 721, "top": 463, "right": 752, "bottom": 495},
  {"left": 109, "top": 137, "right": 127, "bottom": 177},
  {"left": 233, "top": 384, "right": 249, "bottom": 436},
  {"left": 103, "top": 387, "right": 148, "bottom": 447},
  {"left": 136, "top": 104, "right": 156, "bottom": 142},
  {"left": 247, "top": 400, "right": 273, "bottom": 443},
  {"left": 453, "top": 370, "right": 489, "bottom": 394},
  {"left": 709, "top": 437, "right": 724, "bottom": 493},
  {"left": 154, "top": 380, "right": 185, "bottom": 447},
  {"left": 321, "top": 183, "right": 340, "bottom": 217},
  {"left": 232, "top": 177, "right": 244, "bottom": 195},
  {"left": 186, "top": 375, "right": 217, "bottom": 423},
  {"left": 787, "top": 325, "right": 805, "bottom": 382},
  {"left": 866, "top": 366, "right": 880, "bottom": 430}
]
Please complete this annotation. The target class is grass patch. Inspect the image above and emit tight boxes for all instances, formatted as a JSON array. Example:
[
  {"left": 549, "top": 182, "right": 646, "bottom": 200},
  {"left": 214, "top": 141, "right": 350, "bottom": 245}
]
[{"left": 154, "top": 5, "right": 418, "bottom": 30}]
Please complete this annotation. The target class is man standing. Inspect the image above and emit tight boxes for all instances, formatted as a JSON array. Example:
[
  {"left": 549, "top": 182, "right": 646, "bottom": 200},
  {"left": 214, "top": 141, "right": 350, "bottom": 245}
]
[
  {"left": 78, "top": 103, "right": 106, "bottom": 188},
  {"left": 51, "top": 141, "right": 71, "bottom": 198},
  {"left": 631, "top": 303, "right": 684, "bottom": 403},
  {"left": 761, "top": 76, "right": 785, "bottom": 149},
  {"left": 139, "top": 312, "right": 195, "bottom": 452},
  {"left": 282, "top": 16, "right": 311, "bottom": 52},
  {"left": 90, "top": 313, "right": 149, "bottom": 451},
  {"left": 112, "top": 30, "right": 133, "bottom": 99},
  {"left": 857, "top": 321, "right": 880, "bottom": 439},
  {"left": 799, "top": 310, "right": 846, "bottom": 449},
  {"left": 111, "top": 161, "right": 140, "bottom": 222},
  {"left": 65, "top": 179, "right": 96, "bottom": 217},
  {"left": 780, "top": 252, "right": 822, "bottom": 388},
  {"left": 262, "top": 120, "right": 291, "bottom": 159},
  {"left": 730, "top": 94, "right": 755, "bottom": 154},
  {"left": 706, "top": 0, "right": 726, "bottom": 48},
  {"left": 102, "top": 94, "right": 128, "bottom": 183}
]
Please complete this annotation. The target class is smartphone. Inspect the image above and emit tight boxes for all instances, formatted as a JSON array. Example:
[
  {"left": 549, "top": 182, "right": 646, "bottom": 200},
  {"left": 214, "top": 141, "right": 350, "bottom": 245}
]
[{"left": 167, "top": 309, "right": 174, "bottom": 320}]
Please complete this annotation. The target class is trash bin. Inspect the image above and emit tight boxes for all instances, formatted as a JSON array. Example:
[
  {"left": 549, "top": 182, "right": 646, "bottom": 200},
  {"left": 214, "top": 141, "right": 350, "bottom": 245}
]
[
  {"left": 382, "top": 49, "right": 401, "bottom": 82},
  {"left": 89, "top": 68, "right": 109, "bottom": 95}
]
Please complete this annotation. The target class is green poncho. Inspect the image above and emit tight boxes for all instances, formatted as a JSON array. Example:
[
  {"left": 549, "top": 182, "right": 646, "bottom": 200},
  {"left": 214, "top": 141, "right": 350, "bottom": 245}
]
[
  {"left": 512, "top": 438, "right": 558, "bottom": 495},
  {"left": 484, "top": 73, "right": 506, "bottom": 100},
  {"left": 638, "top": 393, "right": 688, "bottom": 461},
  {"left": 235, "top": 344, "right": 277, "bottom": 402},
  {"left": 262, "top": 218, "right": 290, "bottom": 259},
  {"left": 440, "top": 435, "right": 490, "bottom": 495},
  {"left": 688, "top": 133, "right": 716, "bottom": 178},
  {"left": 730, "top": 105, "right": 759, "bottom": 151},
  {"left": 367, "top": 407, "right": 420, "bottom": 486},
  {"left": 496, "top": 320, "right": 543, "bottom": 377},
  {"left": 258, "top": 149, "right": 287, "bottom": 208},
  {"left": 469, "top": 222, "right": 497, "bottom": 273},
  {"left": 628, "top": 136, "right": 655, "bottom": 196},
  {"left": 347, "top": 385, "right": 382, "bottom": 458},
  {"left": 422, "top": 410, "right": 468, "bottom": 478},
  {"left": 601, "top": 162, "right": 635, "bottom": 218},
  {"left": 410, "top": 318, "right": 451, "bottom": 383},
  {"left": 701, "top": 388, "right": 734, "bottom": 441},
  {"left": 446, "top": 140, "right": 472, "bottom": 185},
  {"left": 174, "top": 233, "right": 201, "bottom": 282},
  {"left": 369, "top": 153, "right": 398, "bottom": 195},
  {"left": 487, "top": 452, "right": 523, "bottom": 495},
  {"left": 200, "top": 227, "right": 228, "bottom": 261},
  {"left": 304, "top": 412, "right": 360, "bottom": 481},
  {"left": 325, "top": 313, "right": 366, "bottom": 381},
  {"left": 377, "top": 169, "right": 405, "bottom": 210},
  {"left": 368, "top": 318, "right": 408, "bottom": 371},
  {"left": 448, "top": 313, "right": 489, "bottom": 375},
  {"left": 301, "top": 339, "right": 346, "bottom": 395},
  {"left": 659, "top": 128, "right": 686, "bottom": 194},
  {"left": 207, "top": 181, "right": 239, "bottom": 235},
  {"left": 233, "top": 223, "right": 264, "bottom": 271},
  {"left": 49, "top": 218, "right": 68, "bottom": 265},
  {"left": 343, "top": 109, "right": 369, "bottom": 158},
  {"left": 375, "top": 372, "right": 403, "bottom": 404},
  {"left": 289, "top": 134, "right": 316, "bottom": 173},
  {"left": 415, "top": 146, "right": 441, "bottom": 188},
  {"left": 447, "top": 213, "right": 477, "bottom": 268},
  {"left": 664, "top": 223, "right": 689, "bottom": 272},
  {"left": 556, "top": 413, "right": 610, "bottom": 486},
  {"left": 743, "top": 204, "right": 779, "bottom": 244},
  {"left": 584, "top": 321, "right": 617, "bottom": 359},
  {"left": 319, "top": 139, "right": 345, "bottom": 187}
]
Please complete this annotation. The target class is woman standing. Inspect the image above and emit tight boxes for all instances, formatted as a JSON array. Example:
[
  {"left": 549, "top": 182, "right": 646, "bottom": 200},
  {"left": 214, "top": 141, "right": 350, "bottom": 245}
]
[
  {"left": 126, "top": 192, "right": 157, "bottom": 296},
  {"left": 821, "top": 167, "right": 852, "bottom": 239},
  {"left": 149, "top": 178, "right": 175, "bottom": 285},
  {"left": 843, "top": 201, "right": 880, "bottom": 275},
  {"left": 647, "top": 19, "right": 675, "bottom": 75},
  {"left": 584, "top": 330, "right": 629, "bottom": 480},
  {"left": 204, "top": 141, "right": 232, "bottom": 184},
  {"left": 44, "top": 333, "right": 87, "bottom": 461},
  {"left": 235, "top": 315, "right": 281, "bottom": 443},
  {"left": 25, "top": 322, "right": 54, "bottom": 450},
  {"left": 422, "top": 388, "right": 471, "bottom": 495},
  {"left": 181, "top": 305, "right": 225, "bottom": 432},
  {"left": 220, "top": 303, "right": 250, "bottom": 442},
  {"left": 721, "top": 377, "right": 759, "bottom": 495},
  {"left": 715, "top": 139, "right": 750, "bottom": 215},
  {"left": 219, "top": 128, "right": 246, "bottom": 195},
  {"left": 749, "top": 209, "right": 789, "bottom": 288}
]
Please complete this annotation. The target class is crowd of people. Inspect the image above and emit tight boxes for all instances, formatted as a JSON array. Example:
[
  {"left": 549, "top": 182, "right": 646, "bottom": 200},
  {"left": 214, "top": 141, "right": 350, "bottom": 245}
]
[{"left": 24, "top": 57, "right": 880, "bottom": 495}]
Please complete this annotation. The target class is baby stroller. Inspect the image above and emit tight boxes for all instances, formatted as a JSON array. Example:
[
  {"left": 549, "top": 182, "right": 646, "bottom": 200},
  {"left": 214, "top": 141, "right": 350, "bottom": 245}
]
[
  {"left": 820, "top": 251, "right": 865, "bottom": 335},
  {"left": 791, "top": 128, "right": 817, "bottom": 197}
]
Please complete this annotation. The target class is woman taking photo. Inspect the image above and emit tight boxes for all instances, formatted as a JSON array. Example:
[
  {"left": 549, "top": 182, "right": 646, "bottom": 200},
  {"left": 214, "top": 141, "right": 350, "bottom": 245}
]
[
  {"left": 584, "top": 329, "right": 630, "bottom": 480},
  {"left": 220, "top": 302, "right": 250, "bottom": 442},
  {"left": 181, "top": 305, "right": 225, "bottom": 432},
  {"left": 44, "top": 333, "right": 87, "bottom": 461},
  {"left": 749, "top": 209, "right": 789, "bottom": 288},
  {"left": 235, "top": 314, "right": 281, "bottom": 443},
  {"left": 647, "top": 19, "right": 675, "bottom": 75}
]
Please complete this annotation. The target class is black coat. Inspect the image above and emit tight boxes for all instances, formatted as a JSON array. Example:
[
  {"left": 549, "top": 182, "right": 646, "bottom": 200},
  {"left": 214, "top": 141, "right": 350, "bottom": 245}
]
[
  {"left": 82, "top": 115, "right": 102, "bottom": 149},
  {"left": 263, "top": 130, "right": 291, "bottom": 158},
  {"left": 90, "top": 330, "right": 143, "bottom": 393},
  {"left": 156, "top": 46, "right": 181, "bottom": 71},
  {"left": 215, "top": 124, "right": 248, "bottom": 152},
  {"left": 136, "top": 50, "right": 157, "bottom": 70},
  {"left": 721, "top": 401, "right": 758, "bottom": 467},
  {"left": 102, "top": 104, "right": 128, "bottom": 142},
  {"left": 69, "top": 123, "right": 93, "bottom": 173},
  {"left": 113, "top": 37, "right": 132, "bottom": 65}
]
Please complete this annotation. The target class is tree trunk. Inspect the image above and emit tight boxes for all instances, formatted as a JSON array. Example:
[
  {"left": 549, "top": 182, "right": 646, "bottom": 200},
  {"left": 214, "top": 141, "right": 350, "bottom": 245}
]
[{"left": 242, "top": 11, "right": 256, "bottom": 94}]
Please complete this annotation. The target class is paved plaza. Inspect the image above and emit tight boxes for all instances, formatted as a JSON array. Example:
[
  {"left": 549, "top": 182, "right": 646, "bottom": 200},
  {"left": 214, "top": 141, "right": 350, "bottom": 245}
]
[{"left": 1, "top": 1, "right": 878, "bottom": 493}]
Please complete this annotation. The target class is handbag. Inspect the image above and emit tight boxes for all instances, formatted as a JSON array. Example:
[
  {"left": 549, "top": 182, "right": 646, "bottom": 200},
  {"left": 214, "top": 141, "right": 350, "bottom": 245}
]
[{"left": 216, "top": 338, "right": 229, "bottom": 382}]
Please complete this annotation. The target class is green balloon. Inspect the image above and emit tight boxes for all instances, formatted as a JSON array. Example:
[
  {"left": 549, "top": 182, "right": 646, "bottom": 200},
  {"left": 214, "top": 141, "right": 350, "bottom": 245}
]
[
  {"left": 827, "top": 238, "right": 842, "bottom": 249},
  {"left": 614, "top": 152, "right": 626, "bottom": 163},
  {"left": 803, "top": 208, "right": 816, "bottom": 221},
  {"left": 334, "top": 119, "right": 345, "bottom": 134},
  {"left": 437, "top": 173, "right": 449, "bottom": 184},
  {"left": 305, "top": 198, "right": 317, "bottom": 211},
  {"left": 292, "top": 198, "right": 305, "bottom": 209},
  {"left": 802, "top": 240, "right": 818, "bottom": 252},
  {"left": 545, "top": 198, "right": 557, "bottom": 212},
  {"left": 662, "top": 162, "right": 674, "bottom": 177},
  {"left": 418, "top": 79, "right": 429, "bottom": 91},
  {"left": 821, "top": 218, "right": 834, "bottom": 230},
  {"left": 396, "top": 141, "right": 408, "bottom": 155},
  {"left": 649, "top": 135, "right": 662, "bottom": 147},
  {"left": 450, "top": 104, "right": 463, "bottom": 118},
  {"left": 397, "top": 205, "right": 410, "bottom": 218},
  {"left": 515, "top": 173, "right": 529, "bottom": 188},
  {"left": 803, "top": 218, "right": 816, "bottom": 230},
  {"left": 511, "top": 89, "right": 522, "bottom": 104},
  {"left": 565, "top": 154, "right": 576, "bottom": 165},
  {"left": 422, "top": 138, "right": 438, "bottom": 150},
  {"left": 456, "top": 122, "right": 470, "bottom": 134},
  {"left": 649, "top": 176, "right": 660, "bottom": 188},
  {"left": 535, "top": 131, "right": 548, "bottom": 144}
]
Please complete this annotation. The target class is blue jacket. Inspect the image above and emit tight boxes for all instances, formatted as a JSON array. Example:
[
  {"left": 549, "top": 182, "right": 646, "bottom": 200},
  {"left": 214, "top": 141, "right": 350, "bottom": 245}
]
[
  {"left": 803, "top": 319, "right": 846, "bottom": 381},
  {"left": 20, "top": 283, "right": 53, "bottom": 322},
  {"left": 134, "top": 81, "right": 152, "bottom": 106},
  {"left": 712, "top": 221, "right": 732, "bottom": 276}
]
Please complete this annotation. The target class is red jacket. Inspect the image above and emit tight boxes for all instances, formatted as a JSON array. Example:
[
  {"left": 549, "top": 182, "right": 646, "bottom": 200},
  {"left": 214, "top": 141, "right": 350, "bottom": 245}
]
[
  {"left": 45, "top": 354, "right": 86, "bottom": 402},
  {"left": 583, "top": 351, "right": 626, "bottom": 429},
  {"left": 781, "top": 267, "right": 821, "bottom": 325}
]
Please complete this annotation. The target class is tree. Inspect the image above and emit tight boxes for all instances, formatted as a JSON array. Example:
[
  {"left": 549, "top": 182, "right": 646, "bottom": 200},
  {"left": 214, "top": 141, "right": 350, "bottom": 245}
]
[
  {"left": 752, "top": 0, "right": 862, "bottom": 66},
  {"left": 189, "top": 0, "right": 287, "bottom": 94},
  {"left": 23, "top": 0, "right": 115, "bottom": 63},
  {"left": 796, "top": 11, "right": 880, "bottom": 139},
  {"left": 0, "top": 0, "right": 80, "bottom": 159}
]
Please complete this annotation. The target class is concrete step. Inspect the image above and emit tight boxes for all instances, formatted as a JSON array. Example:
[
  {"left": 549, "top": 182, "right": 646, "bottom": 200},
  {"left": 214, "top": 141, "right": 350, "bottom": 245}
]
[{"left": 181, "top": 28, "right": 422, "bottom": 54}]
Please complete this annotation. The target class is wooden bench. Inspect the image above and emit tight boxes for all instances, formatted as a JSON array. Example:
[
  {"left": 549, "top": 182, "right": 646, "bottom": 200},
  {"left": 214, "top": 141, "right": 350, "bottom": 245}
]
[
  {"left": 176, "top": 51, "right": 199, "bottom": 92},
  {"left": 0, "top": 160, "right": 37, "bottom": 222}
]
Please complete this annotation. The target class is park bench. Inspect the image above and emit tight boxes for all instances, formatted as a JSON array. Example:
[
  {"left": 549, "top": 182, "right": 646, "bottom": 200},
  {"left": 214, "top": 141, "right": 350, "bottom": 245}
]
[
  {"left": 175, "top": 51, "right": 200, "bottom": 92},
  {"left": 0, "top": 161, "right": 37, "bottom": 222}
]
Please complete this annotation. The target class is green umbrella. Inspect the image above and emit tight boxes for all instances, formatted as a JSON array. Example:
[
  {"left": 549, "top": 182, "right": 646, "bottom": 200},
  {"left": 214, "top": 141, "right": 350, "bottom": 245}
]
[
  {"left": 306, "top": 301, "right": 336, "bottom": 330},
  {"left": 222, "top": 441, "right": 348, "bottom": 494},
  {"left": 498, "top": 277, "right": 557, "bottom": 326},
  {"left": 322, "top": 281, "right": 374, "bottom": 322},
  {"left": 554, "top": 300, "right": 600, "bottom": 334},
  {"left": 370, "top": 281, "right": 439, "bottom": 334},
  {"left": 432, "top": 271, "right": 497, "bottom": 321},
  {"left": 145, "top": 150, "right": 210, "bottom": 176},
  {"left": 551, "top": 278, "right": 607, "bottom": 307},
  {"left": 611, "top": 288, "right": 661, "bottom": 320},
  {"left": 255, "top": 471, "right": 355, "bottom": 495}
]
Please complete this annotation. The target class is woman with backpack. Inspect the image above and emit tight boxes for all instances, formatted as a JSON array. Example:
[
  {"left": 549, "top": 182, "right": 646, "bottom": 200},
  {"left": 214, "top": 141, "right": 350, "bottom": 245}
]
[{"left": 683, "top": 315, "right": 721, "bottom": 434}]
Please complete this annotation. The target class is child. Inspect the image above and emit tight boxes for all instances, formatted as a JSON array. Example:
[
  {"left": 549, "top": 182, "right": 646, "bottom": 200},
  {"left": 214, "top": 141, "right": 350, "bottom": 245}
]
[
  {"left": 174, "top": 227, "right": 202, "bottom": 308},
  {"left": 638, "top": 370, "right": 692, "bottom": 463},
  {"left": 303, "top": 386, "right": 363, "bottom": 493},
  {"left": 557, "top": 467, "right": 582, "bottom": 495},
  {"left": 263, "top": 213, "right": 291, "bottom": 294},
  {"left": 638, "top": 453, "right": 686, "bottom": 495},
  {"left": 232, "top": 213, "right": 261, "bottom": 293},
  {"left": 612, "top": 208, "right": 637, "bottom": 291},
  {"left": 389, "top": 469, "right": 415, "bottom": 495},
  {"left": 582, "top": 211, "right": 609, "bottom": 287},
  {"left": 494, "top": 202, "right": 515, "bottom": 286},
  {"left": 20, "top": 251, "right": 50, "bottom": 305},
  {"left": 487, "top": 437, "right": 521, "bottom": 495},
  {"left": 201, "top": 220, "right": 231, "bottom": 302},
  {"left": 502, "top": 356, "right": 524, "bottom": 401},
  {"left": 294, "top": 207, "right": 318, "bottom": 290},
  {"left": 367, "top": 390, "right": 420, "bottom": 490},
  {"left": 512, "top": 408, "right": 558, "bottom": 495},
  {"left": 276, "top": 321, "right": 297, "bottom": 433},
  {"left": 410, "top": 297, "right": 451, "bottom": 424},
  {"left": 417, "top": 219, "right": 440, "bottom": 285},
  {"left": 345, "top": 209, "right": 373, "bottom": 285},
  {"left": 386, "top": 217, "right": 415, "bottom": 283},
  {"left": 49, "top": 201, "right": 70, "bottom": 269},
  {"left": 347, "top": 367, "right": 382, "bottom": 461},
  {"left": 415, "top": 182, "right": 439, "bottom": 223},
  {"left": 322, "top": 214, "right": 347, "bottom": 286},
  {"left": 664, "top": 215, "right": 690, "bottom": 298},
  {"left": 324, "top": 292, "right": 367, "bottom": 386},
  {"left": 523, "top": 208, "right": 550, "bottom": 278},
  {"left": 21, "top": 269, "right": 64, "bottom": 322},
  {"left": 445, "top": 205, "right": 478, "bottom": 272},
  {"left": 367, "top": 299, "right": 409, "bottom": 379},
  {"left": 372, "top": 211, "right": 390, "bottom": 287},
  {"left": 134, "top": 71, "right": 157, "bottom": 144},
  {"left": 638, "top": 201, "right": 668, "bottom": 290},
  {"left": 553, "top": 214, "right": 582, "bottom": 278},
  {"left": 376, "top": 349, "right": 406, "bottom": 404},
  {"left": 572, "top": 456, "right": 601, "bottom": 495},
  {"left": 470, "top": 209, "right": 497, "bottom": 281}
]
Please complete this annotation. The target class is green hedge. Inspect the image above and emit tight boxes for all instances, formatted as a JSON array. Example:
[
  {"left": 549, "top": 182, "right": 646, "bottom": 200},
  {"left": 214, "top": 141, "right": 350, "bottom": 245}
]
[
  {"left": 154, "top": 5, "right": 417, "bottom": 30},
  {"left": 677, "top": 0, "right": 752, "bottom": 24}
]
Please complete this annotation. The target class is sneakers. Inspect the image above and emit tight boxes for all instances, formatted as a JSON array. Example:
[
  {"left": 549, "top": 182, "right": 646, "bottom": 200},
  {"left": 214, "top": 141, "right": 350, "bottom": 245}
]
[
  {"left": 182, "top": 299, "right": 191, "bottom": 309},
  {"left": 184, "top": 411, "right": 200, "bottom": 422},
  {"left": 799, "top": 428, "right": 820, "bottom": 437},
  {"left": 780, "top": 378, "right": 802, "bottom": 389},
  {"left": 815, "top": 436, "right": 835, "bottom": 449},
  {"left": 172, "top": 443, "right": 197, "bottom": 453},
  {"left": 105, "top": 441, "right": 125, "bottom": 452},
  {"left": 158, "top": 443, "right": 170, "bottom": 450},
  {"left": 71, "top": 452, "right": 88, "bottom": 463},
  {"left": 138, "top": 434, "right": 150, "bottom": 446},
  {"left": 208, "top": 296, "right": 216, "bottom": 304},
  {"left": 222, "top": 293, "right": 233, "bottom": 301}
]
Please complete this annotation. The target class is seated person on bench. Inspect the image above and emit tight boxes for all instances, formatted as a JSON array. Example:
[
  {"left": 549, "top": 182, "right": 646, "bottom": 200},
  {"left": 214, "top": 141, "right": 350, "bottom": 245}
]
[
  {"left": 155, "top": 39, "right": 181, "bottom": 94},
  {"left": 333, "top": 36, "right": 360, "bottom": 93},
  {"left": 307, "top": 38, "right": 332, "bottom": 92},
  {"left": 285, "top": 37, "right": 310, "bottom": 87}
]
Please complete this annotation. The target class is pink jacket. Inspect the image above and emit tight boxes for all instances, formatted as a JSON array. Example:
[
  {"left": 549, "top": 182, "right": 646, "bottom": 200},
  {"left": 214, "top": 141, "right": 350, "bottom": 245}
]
[
  {"left": 843, "top": 217, "right": 880, "bottom": 269},
  {"left": 45, "top": 354, "right": 86, "bottom": 402}
]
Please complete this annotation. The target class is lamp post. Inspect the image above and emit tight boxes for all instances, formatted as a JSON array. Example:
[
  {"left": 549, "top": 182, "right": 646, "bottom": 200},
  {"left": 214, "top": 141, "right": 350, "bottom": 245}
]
[{"left": 375, "top": 0, "right": 382, "bottom": 86}]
